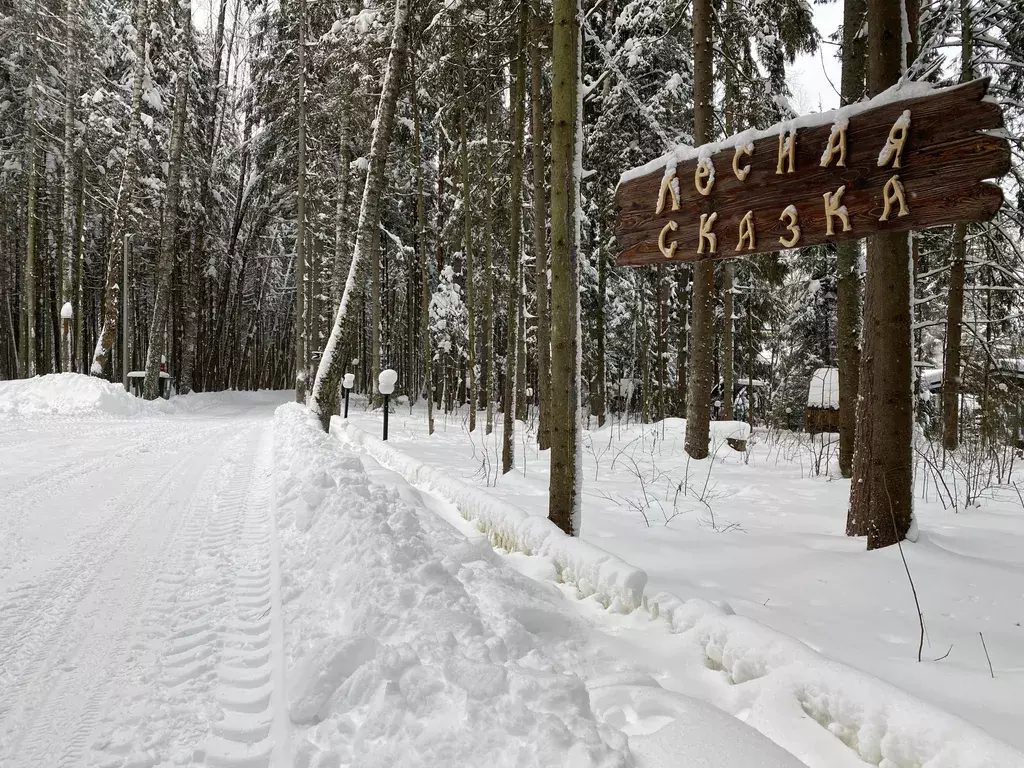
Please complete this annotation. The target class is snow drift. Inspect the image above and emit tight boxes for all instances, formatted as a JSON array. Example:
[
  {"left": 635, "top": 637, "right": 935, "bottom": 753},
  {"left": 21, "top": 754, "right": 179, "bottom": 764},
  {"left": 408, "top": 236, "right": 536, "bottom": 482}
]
[
  {"left": 651, "top": 593, "right": 1024, "bottom": 768},
  {"left": 334, "top": 418, "right": 648, "bottom": 612},
  {"left": 0, "top": 373, "right": 152, "bottom": 417},
  {"left": 273, "top": 404, "right": 631, "bottom": 767},
  {"left": 331, "top": 414, "right": 1024, "bottom": 768}
]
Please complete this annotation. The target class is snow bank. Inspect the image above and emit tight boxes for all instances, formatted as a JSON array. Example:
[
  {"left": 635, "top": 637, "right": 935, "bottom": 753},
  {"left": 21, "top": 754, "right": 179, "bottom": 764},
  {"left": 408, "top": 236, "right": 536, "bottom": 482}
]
[
  {"left": 651, "top": 593, "right": 1024, "bottom": 768},
  {"left": 333, "top": 417, "right": 648, "bottom": 612},
  {"left": 273, "top": 404, "right": 630, "bottom": 767},
  {"left": 0, "top": 373, "right": 152, "bottom": 417}
]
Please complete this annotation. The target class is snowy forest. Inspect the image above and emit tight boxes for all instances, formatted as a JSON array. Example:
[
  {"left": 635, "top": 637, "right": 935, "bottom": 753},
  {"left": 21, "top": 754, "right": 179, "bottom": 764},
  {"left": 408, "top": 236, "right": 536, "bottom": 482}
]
[
  {"left": 5, "top": 0, "right": 1024, "bottom": 763},
  {"left": 2, "top": 0, "right": 1024, "bottom": 537}
]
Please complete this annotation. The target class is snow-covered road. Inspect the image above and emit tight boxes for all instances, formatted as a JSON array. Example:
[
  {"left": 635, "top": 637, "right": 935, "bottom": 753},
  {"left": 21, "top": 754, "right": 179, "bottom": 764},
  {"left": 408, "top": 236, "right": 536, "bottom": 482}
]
[
  {"left": 0, "top": 392, "right": 291, "bottom": 768},
  {"left": 3, "top": 378, "right": 1021, "bottom": 768}
]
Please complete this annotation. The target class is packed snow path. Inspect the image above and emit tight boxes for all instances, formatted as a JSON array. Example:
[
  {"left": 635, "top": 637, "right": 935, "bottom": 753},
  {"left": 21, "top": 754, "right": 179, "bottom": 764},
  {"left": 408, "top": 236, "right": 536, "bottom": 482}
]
[{"left": 0, "top": 393, "right": 290, "bottom": 768}]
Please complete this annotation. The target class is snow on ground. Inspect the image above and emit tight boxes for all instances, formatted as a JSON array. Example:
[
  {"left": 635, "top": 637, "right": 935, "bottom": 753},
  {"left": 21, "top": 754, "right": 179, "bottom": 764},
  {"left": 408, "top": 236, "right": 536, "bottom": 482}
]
[
  {"left": 0, "top": 377, "right": 291, "bottom": 767},
  {"left": 2, "top": 375, "right": 1021, "bottom": 768},
  {"left": 276, "top": 403, "right": 811, "bottom": 768},
  {"left": 340, "top": 399, "right": 1024, "bottom": 761}
]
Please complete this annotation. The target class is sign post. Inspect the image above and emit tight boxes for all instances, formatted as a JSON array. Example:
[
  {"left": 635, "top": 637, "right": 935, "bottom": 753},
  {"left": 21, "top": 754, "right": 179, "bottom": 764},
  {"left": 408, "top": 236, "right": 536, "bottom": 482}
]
[{"left": 615, "top": 79, "right": 1009, "bottom": 266}]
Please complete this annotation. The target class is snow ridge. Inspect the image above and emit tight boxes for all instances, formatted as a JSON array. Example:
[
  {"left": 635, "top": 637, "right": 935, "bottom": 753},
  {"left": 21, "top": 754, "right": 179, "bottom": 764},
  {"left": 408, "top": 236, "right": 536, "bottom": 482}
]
[
  {"left": 334, "top": 418, "right": 648, "bottom": 612},
  {"left": 653, "top": 593, "right": 1024, "bottom": 768},
  {"left": 273, "top": 404, "right": 631, "bottom": 767},
  {"left": 331, "top": 414, "right": 1024, "bottom": 768}
]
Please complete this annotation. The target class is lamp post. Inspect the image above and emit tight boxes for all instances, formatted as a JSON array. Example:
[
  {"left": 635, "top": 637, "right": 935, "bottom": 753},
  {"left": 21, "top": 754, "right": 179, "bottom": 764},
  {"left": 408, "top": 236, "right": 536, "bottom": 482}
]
[
  {"left": 378, "top": 369, "right": 397, "bottom": 441},
  {"left": 343, "top": 372, "right": 355, "bottom": 418}
]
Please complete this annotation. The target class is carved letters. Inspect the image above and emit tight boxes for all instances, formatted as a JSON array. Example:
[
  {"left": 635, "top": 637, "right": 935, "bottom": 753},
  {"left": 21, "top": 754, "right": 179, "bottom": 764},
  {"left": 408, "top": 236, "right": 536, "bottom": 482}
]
[{"left": 654, "top": 112, "right": 915, "bottom": 258}]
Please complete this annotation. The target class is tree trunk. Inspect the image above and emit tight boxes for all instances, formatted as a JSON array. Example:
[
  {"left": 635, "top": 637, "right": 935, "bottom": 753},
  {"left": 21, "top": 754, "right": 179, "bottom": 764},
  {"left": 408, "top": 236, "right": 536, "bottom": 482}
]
[
  {"left": 294, "top": 0, "right": 308, "bottom": 402},
  {"left": 848, "top": 238, "right": 875, "bottom": 535},
  {"left": 143, "top": 48, "right": 188, "bottom": 400},
  {"left": 942, "top": 0, "right": 972, "bottom": 451},
  {"left": 484, "top": 87, "right": 495, "bottom": 434},
  {"left": 412, "top": 67, "right": 434, "bottom": 434},
  {"left": 458, "top": 41, "right": 477, "bottom": 432},
  {"left": 594, "top": 219, "right": 607, "bottom": 427},
  {"left": 863, "top": 0, "right": 913, "bottom": 550},
  {"left": 24, "top": 94, "right": 38, "bottom": 378},
  {"left": 60, "top": 0, "right": 77, "bottom": 372},
  {"left": 548, "top": 0, "right": 580, "bottom": 535},
  {"left": 310, "top": 0, "right": 410, "bottom": 428},
  {"left": 74, "top": 165, "right": 85, "bottom": 373},
  {"left": 531, "top": 0, "right": 551, "bottom": 450},
  {"left": 837, "top": 0, "right": 867, "bottom": 478},
  {"left": 503, "top": 6, "right": 527, "bottom": 473},
  {"left": 90, "top": 0, "right": 149, "bottom": 377},
  {"left": 677, "top": 266, "right": 689, "bottom": 416},
  {"left": 722, "top": 264, "right": 734, "bottom": 420},
  {"left": 685, "top": 0, "right": 715, "bottom": 459}
]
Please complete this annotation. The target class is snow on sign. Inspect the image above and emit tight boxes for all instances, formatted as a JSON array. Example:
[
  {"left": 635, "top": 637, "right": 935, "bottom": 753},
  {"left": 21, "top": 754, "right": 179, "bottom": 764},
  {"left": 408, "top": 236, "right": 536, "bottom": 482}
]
[{"left": 614, "top": 78, "right": 1010, "bottom": 267}]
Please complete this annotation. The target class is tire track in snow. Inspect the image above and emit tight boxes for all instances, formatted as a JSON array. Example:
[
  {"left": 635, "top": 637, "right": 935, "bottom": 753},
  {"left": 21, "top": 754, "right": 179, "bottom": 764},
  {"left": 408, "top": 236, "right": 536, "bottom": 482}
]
[
  {"left": 0, "top": 421, "right": 248, "bottom": 768},
  {"left": 85, "top": 424, "right": 284, "bottom": 768},
  {"left": 0, "top": 421, "right": 228, "bottom": 576}
]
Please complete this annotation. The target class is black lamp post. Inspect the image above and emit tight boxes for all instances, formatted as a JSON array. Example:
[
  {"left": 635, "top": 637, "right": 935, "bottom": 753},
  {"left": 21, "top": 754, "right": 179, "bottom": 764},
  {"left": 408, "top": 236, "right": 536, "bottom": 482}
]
[
  {"left": 378, "top": 369, "right": 397, "bottom": 441},
  {"left": 343, "top": 373, "right": 354, "bottom": 418}
]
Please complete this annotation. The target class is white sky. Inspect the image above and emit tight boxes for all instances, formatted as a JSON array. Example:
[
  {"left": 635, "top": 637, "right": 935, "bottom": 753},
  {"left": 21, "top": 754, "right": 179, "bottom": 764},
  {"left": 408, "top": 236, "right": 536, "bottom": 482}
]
[{"left": 786, "top": 1, "right": 846, "bottom": 114}]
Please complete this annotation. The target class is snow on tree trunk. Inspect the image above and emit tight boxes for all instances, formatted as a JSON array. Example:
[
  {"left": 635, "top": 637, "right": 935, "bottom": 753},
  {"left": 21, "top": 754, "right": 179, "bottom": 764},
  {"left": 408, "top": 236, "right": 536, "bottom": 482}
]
[
  {"left": 942, "top": 0, "right": 972, "bottom": 452},
  {"left": 309, "top": 0, "right": 410, "bottom": 430},
  {"left": 295, "top": 0, "right": 308, "bottom": 403},
  {"left": 502, "top": 5, "right": 527, "bottom": 474},
  {"left": 143, "top": 27, "right": 188, "bottom": 401},
  {"left": 60, "top": 0, "right": 77, "bottom": 373},
  {"left": 412, "top": 66, "right": 434, "bottom": 435},
  {"left": 90, "top": 0, "right": 150, "bottom": 378},
  {"left": 530, "top": 0, "right": 551, "bottom": 451},
  {"left": 458, "top": 38, "right": 477, "bottom": 433}
]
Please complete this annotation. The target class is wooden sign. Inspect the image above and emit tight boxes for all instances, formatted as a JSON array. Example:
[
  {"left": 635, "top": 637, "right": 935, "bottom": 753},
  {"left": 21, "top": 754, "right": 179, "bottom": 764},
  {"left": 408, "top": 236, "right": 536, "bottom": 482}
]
[{"left": 615, "top": 78, "right": 1010, "bottom": 267}]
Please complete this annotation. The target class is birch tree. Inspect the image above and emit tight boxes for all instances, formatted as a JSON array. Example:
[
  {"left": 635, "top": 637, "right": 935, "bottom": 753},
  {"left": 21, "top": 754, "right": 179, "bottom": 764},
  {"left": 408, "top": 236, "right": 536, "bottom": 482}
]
[{"left": 310, "top": 0, "right": 410, "bottom": 429}]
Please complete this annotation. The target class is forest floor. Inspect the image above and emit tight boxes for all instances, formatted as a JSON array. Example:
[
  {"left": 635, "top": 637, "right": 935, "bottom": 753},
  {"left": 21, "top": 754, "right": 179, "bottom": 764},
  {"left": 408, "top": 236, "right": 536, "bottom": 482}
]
[
  {"left": 0, "top": 376, "right": 1021, "bottom": 768},
  {"left": 342, "top": 398, "right": 1024, "bottom": 758}
]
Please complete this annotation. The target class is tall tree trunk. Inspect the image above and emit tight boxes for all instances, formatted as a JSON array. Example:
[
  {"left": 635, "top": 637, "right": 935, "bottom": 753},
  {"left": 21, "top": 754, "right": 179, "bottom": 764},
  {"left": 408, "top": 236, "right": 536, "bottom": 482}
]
[
  {"left": 942, "top": 0, "right": 972, "bottom": 452},
  {"left": 24, "top": 93, "right": 38, "bottom": 378},
  {"left": 294, "top": 0, "right": 308, "bottom": 402},
  {"left": 310, "top": 0, "right": 410, "bottom": 428},
  {"left": 848, "top": 238, "right": 875, "bottom": 535},
  {"left": 412, "top": 69, "right": 434, "bottom": 434},
  {"left": 548, "top": 0, "right": 580, "bottom": 535},
  {"left": 685, "top": 0, "right": 715, "bottom": 459},
  {"left": 60, "top": 0, "right": 77, "bottom": 372},
  {"left": 143, "top": 45, "right": 188, "bottom": 400},
  {"left": 74, "top": 165, "right": 85, "bottom": 372},
  {"left": 677, "top": 266, "right": 689, "bottom": 416},
  {"left": 503, "top": 6, "right": 527, "bottom": 473},
  {"left": 484, "top": 88, "right": 495, "bottom": 434},
  {"left": 722, "top": 264, "right": 735, "bottom": 420},
  {"left": 91, "top": 0, "right": 149, "bottom": 377},
  {"left": 837, "top": 0, "right": 867, "bottom": 478},
  {"left": 531, "top": 0, "right": 551, "bottom": 450},
  {"left": 862, "top": 0, "right": 913, "bottom": 550},
  {"left": 371, "top": 226, "right": 382, "bottom": 400},
  {"left": 458, "top": 41, "right": 477, "bottom": 432},
  {"left": 594, "top": 217, "right": 607, "bottom": 427}
]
